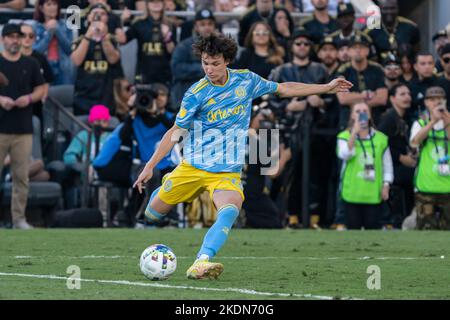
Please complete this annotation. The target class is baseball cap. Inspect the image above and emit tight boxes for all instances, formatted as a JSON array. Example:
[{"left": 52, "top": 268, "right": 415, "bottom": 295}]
[
  {"left": 382, "top": 53, "right": 400, "bottom": 67},
  {"left": 1, "top": 23, "right": 24, "bottom": 37},
  {"left": 350, "top": 34, "right": 371, "bottom": 48},
  {"left": 337, "top": 2, "right": 355, "bottom": 18},
  {"left": 425, "top": 86, "right": 446, "bottom": 99},
  {"left": 291, "top": 28, "right": 312, "bottom": 41},
  {"left": 88, "top": 2, "right": 109, "bottom": 14},
  {"left": 432, "top": 29, "right": 447, "bottom": 42},
  {"left": 318, "top": 36, "right": 337, "bottom": 50},
  {"left": 89, "top": 105, "right": 111, "bottom": 124},
  {"left": 440, "top": 43, "right": 450, "bottom": 57},
  {"left": 195, "top": 9, "right": 215, "bottom": 22}
]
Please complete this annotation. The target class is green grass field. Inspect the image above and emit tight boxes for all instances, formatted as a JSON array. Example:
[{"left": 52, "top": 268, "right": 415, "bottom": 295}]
[{"left": 0, "top": 229, "right": 449, "bottom": 300}]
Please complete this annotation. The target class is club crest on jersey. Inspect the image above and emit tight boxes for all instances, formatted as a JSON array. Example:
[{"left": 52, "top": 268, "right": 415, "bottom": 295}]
[{"left": 235, "top": 87, "right": 246, "bottom": 97}]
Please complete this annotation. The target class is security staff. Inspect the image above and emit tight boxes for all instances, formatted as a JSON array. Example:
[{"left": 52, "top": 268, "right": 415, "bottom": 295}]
[
  {"left": 336, "top": 35, "right": 387, "bottom": 129},
  {"left": 364, "top": 0, "right": 420, "bottom": 61},
  {"left": 299, "top": 0, "right": 339, "bottom": 45},
  {"left": 337, "top": 101, "right": 393, "bottom": 230},
  {"left": 409, "top": 86, "right": 450, "bottom": 230}
]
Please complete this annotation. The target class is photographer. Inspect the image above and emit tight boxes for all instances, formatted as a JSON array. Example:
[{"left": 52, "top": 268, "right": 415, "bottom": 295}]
[
  {"left": 242, "top": 104, "right": 291, "bottom": 229},
  {"left": 93, "top": 82, "right": 178, "bottom": 226},
  {"left": 409, "top": 86, "right": 450, "bottom": 230},
  {"left": 71, "top": 3, "right": 121, "bottom": 115},
  {"left": 337, "top": 102, "right": 394, "bottom": 230}
]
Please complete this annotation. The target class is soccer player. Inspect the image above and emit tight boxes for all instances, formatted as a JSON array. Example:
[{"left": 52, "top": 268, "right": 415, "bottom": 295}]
[{"left": 133, "top": 34, "right": 352, "bottom": 280}]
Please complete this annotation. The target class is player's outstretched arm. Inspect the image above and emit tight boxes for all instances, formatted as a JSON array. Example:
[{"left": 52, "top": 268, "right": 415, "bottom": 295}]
[
  {"left": 277, "top": 78, "right": 353, "bottom": 98},
  {"left": 133, "top": 124, "right": 186, "bottom": 193}
]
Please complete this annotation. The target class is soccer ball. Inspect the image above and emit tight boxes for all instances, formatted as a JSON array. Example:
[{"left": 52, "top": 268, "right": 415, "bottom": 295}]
[{"left": 139, "top": 244, "right": 177, "bottom": 280}]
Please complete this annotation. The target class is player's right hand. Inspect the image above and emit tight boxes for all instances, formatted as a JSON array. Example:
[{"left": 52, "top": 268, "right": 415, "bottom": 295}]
[{"left": 133, "top": 167, "right": 153, "bottom": 194}]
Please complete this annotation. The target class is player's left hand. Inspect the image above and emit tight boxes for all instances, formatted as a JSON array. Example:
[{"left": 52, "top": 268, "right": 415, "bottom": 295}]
[{"left": 326, "top": 78, "right": 353, "bottom": 94}]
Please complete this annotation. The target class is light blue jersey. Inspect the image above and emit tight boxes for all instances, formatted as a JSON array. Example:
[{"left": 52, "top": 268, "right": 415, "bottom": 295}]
[{"left": 175, "top": 68, "right": 279, "bottom": 173}]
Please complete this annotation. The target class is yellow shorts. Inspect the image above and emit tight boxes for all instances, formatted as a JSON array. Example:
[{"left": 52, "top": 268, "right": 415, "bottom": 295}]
[{"left": 157, "top": 160, "right": 245, "bottom": 205}]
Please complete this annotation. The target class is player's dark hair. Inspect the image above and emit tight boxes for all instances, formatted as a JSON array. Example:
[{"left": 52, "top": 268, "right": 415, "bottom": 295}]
[{"left": 192, "top": 33, "right": 238, "bottom": 63}]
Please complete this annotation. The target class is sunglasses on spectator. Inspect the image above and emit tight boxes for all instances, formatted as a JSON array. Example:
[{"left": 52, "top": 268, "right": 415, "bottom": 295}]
[
  {"left": 294, "top": 41, "right": 311, "bottom": 47},
  {"left": 442, "top": 57, "right": 450, "bottom": 64},
  {"left": 385, "top": 64, "right": 400, "bottom": 70},
  {"left": 22, "top": 33, "right": 35, "bottom": 39},
  {"left": 253, "top": 31, "right": 270, "bottom": 36}
]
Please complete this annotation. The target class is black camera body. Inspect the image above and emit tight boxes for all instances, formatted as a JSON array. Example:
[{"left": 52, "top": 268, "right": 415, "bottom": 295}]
[{"left": 134, "top": 84, "right": 158, "bottom": 113}]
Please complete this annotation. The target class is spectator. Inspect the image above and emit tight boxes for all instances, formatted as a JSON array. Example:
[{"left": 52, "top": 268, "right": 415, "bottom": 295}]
[
  {"left": 378, "top": 84, "right": 416, "bottom": 223},
  {"left": 301, "top": 0, "right": 350, "bottom": 12},
  {"left": 235, "top": 21, "right": 285, "bottom": 79},
  {"left": 61, "top": 104, "right": 112, "bottom": 208},
  {"left": 171, "top": 9, "right": 216, "bottom": 110},
  {"left": 337, "top": 38, "right": 350, "bottom": 64},
  {"left": 20, "top": 22, "right": 54, "bottom": 127},
  {"left": 432, "top": 29, "right": 449, "bottom": 73},
  {"left": 409, "top": 86, "right": 450, "bottom": 230},
  {"left": 337, "top": 101, "right": 393, "bottom": 230},
  {"left": 242, "top": 105, "right": 290, "bottom": 229},
  {"left": 383, "top": 54, "right": 402, "bottom": 90},
  {"left": 299, "top": 0, "right": 339, "bottom": 45},
  {"left": 238, "top": 0, "right": 275, "bottom": 46},
  {"left": 317, "top": 36, "right": 339, "bottom": 77},
  {"left": 0, "top": 0, "right": 26, "bottom": 25},
  {"left": 269, "top": 29, "right": 330, "bottom": 228},
  {"left": 118, "top": 0, "right": 175, "bottom": 86},
  {"left": 268, "top": 7, "right": 294, "bottom": 61},
  {"left": 80, "top": 0, "right": 126, "bottom": 41},
  {"left": 365, "top": 0, "right": 420, "bottom": 61},
  {"left": 64, "top": 105, "right": 112, "bottom": 166},
  {"left": 437, "top": 43, "right": 450, "bottom": 110},
  {"left": 0, "top": 23, "right": 46, "bottom": 229},
  {"left": 330, "top": 2, "right": 375, "bottom": 58},
  {"left": 33, "top": 0, "right": 74, "bottom": 85},
  {"left": 113, "top": 78, "right": 132, "bottom": 121},
  {"left": 337, "top": 35, "right": 387, "bottom": 129},
  {"left": 71, "top": 2, "right": 121, "bottom": 115},
  {"left": 398, "top": 48, "right": 415, "bottom": 84},
  {"left": 408, "top": 52, "right": 439, "bottom": 124}
]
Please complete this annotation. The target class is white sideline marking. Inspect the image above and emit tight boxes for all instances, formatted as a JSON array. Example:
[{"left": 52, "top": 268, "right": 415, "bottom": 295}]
[
  {"left": 0, "top": 272, "right": 360, "bottom": 300},
  {"left": 14, "top": 255, "right": 444, "bottom": 260}
]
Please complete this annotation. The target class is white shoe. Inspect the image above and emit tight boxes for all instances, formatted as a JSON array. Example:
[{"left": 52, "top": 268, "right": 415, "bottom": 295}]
[{"left": 13, "top": 219, "right": 33, "bottom": 230}]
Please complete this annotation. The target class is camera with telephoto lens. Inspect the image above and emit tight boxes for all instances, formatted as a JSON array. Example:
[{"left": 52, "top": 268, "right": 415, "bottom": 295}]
[{"left": 134, "top": 83, "right": 158, "bottom": 113}]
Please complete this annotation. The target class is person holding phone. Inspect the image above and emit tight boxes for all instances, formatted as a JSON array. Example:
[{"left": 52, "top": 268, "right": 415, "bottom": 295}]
[
  {"left": 337, "top": 101, "right": 394, "bottom": 230},
  {"left": 410, "top": 86, "right": 450, "bottom": 230}
]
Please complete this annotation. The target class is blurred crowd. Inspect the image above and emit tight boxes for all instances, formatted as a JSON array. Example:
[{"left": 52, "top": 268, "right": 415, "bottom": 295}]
[{"left": 0, "top": 0, "right": 449, "bottom": 230}]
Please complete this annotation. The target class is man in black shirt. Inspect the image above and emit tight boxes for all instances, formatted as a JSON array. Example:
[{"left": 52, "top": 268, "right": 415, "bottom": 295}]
[
  {"left": 437, "top": 43, "right": 450, "bottom": 111},
  {"left": 408, "top": 52, "right": 439, "bottom": 124},
  {"left": 238, "top": 0, "right": 275, "bottom": 46},
  {"left": 299, "top": 0, "right": 339, "bottom": 45},
  {"left": 364, "top": 0, "right": 420, "bottom": 61},
  {"left": 269, "top": 29, "right": 332, "bottom": 228},
  {"left": 378, "top": 84, "right": 416, "bottom": 224},
  {"left": 383, "top": 54, "right": 402, "bottom": 90},
  {"left": 0, "top": 24, "right": 46, "bottom": 229},
  {"left": 337, "top": 35, "right": 388, "bottom": 128},
  {"left": 71, "top": 3, "right": 121, "bottom": 115}
]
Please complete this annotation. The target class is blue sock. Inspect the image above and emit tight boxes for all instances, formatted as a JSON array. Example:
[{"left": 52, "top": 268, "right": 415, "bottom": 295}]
[
  {"left": 197, "top": 204, "right": 239, "bottom": 260},
  {"left": 144, "top": 187, "right": 165, "bottom": 222}
]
